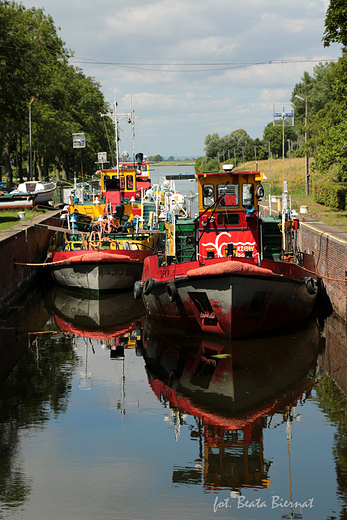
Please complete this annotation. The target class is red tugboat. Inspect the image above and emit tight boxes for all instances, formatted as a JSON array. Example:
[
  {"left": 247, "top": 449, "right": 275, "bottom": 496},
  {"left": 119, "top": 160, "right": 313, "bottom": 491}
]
[{"left": 137, "top": 165, "right": 319, "bottom": 338}]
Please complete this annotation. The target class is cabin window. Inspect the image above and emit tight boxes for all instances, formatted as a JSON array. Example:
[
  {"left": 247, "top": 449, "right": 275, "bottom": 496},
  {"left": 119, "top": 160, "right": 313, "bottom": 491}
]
[
  {"left": 217, "top": 213, "right": 240, "bottom": 225},
  {"left": 202, "top": 184, "right": 215, "bottom": 207},
  {"left": 242, "top": 183, "right": 254, "bottom": 206},
  {"left": 126, "top": 175, "right": 134, "bottom": 190},
  {"left": 217, "top": 183, "right": 239, "bottom": 207},
  {"left": 120, "top": 177, "right": 125, "bottom": 189}
]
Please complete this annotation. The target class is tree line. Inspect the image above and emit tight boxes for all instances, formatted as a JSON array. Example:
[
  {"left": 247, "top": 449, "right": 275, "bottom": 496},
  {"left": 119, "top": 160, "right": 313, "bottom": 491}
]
[
  {"left": 197, "top": 1, "right": 347, "bottom": 185},
  {"left": 0, "top": 1, "right": 116, "bottom": 188}
]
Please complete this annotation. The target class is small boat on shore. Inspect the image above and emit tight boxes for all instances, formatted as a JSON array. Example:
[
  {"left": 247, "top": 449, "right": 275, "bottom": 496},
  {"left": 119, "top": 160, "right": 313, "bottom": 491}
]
[
  {"left": 136, "top": 164, "right": 320, "bottom": 339},
  {"left": 11, "top": 180, "right": 56, "bottom": 205},
  {"left": 0, "top": 191, "right": 36, "bottom": 210}
]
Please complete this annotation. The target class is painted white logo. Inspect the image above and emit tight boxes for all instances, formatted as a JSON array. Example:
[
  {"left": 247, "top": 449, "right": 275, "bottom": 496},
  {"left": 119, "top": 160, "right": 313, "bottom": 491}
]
[{"left": 202, "top": 232, "right": 255, "bottom": 257}]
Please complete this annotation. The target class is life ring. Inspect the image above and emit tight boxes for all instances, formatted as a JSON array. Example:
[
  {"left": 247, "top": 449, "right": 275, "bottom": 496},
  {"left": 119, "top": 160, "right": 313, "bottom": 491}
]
[
  {"left": 143, "top": 277, "right": 155, "bottom": 295},
  {"left": 305, "top": 277, "right": 317, "bottom": 295},
  {"left": 133, "top": 281, "right": 142, "bottom": 300},
  {"left": 166, "top": 282, "right": 178, "bottom": 302}
]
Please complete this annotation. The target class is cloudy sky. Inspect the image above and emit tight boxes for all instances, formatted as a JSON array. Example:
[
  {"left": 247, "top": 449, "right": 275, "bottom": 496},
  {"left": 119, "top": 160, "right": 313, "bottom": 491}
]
[{"left": 20, "top": 0, "right": 340, "bottom": 158}]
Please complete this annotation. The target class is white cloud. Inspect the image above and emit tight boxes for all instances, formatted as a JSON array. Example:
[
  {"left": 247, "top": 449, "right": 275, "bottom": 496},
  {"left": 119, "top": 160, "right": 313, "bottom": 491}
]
[{"left": 19, "top": 0, "right": 339, "bottom": 155}]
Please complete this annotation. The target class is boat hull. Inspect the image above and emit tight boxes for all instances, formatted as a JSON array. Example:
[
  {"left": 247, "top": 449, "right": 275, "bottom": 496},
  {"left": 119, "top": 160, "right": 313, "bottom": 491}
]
[
  {"left": 0, "top": 196, "right": 35, "bottom": 209},
  {"left": 50, "top": 260, "right": 143, "bottom": 292},
  {"left": 140, "top": 257, "right": 318, "bottom": 339},
  {"left": 14, "top": 181, "right": 56, "bottom": 205},
  {"left": 34, "top": 187, "right": 56, "bottom": 204}
]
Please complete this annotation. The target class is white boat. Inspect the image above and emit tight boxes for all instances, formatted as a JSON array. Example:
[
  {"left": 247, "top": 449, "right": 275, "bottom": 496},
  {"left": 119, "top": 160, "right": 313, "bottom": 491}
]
[{"left": 11, "top": 181, "right": 56, "bottom": 205}]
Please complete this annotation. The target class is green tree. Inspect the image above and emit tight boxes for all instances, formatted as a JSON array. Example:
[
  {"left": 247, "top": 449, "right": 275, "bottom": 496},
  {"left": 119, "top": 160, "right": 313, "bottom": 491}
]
[
  {"left": 322, "top": 0, "right": 347, "bottom": 48},
  {"left": 0, "top": 3, "right": 114, "bottom": 186},
  {"left": 291, "top": 63, "right": 335, "bottom": 135},
  {"left": 308, "top": 53, "right": 347, "bottom": 182},
  {"left": 263, "top": 123, "right": 297, "bottom": 158},
  {"left": 0, "top": 2, "right": 69, "bottom": 186}
]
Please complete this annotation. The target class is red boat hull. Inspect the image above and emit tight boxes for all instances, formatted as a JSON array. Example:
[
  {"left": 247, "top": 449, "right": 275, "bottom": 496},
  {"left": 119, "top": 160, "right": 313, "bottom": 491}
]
[{"left": 140, "top": 255, "right": 318, "bottom": 338}]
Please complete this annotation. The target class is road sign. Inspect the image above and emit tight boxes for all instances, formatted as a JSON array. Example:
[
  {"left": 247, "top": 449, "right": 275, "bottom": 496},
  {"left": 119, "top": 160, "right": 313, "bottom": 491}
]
[
  {"left": 98, "top": 152, "right": 107, "bottom": 162},
  {"left": 73, "top": 133, "right": 86, "bottom": 148},
  {"left": 273, "top": 103, "right": 294, "bottom": 127}
]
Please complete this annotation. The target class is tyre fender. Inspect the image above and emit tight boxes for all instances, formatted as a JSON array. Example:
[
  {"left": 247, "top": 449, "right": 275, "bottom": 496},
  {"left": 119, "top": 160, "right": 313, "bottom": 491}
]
[
  {"left": 143, "top": 277, "right": 155, "bottom": 295},
  {"left": 166, "top": 282, "right": 178, "bottom": 302},
  {"left": 305, "top": 277, "right": 317, "bottom": 295}
]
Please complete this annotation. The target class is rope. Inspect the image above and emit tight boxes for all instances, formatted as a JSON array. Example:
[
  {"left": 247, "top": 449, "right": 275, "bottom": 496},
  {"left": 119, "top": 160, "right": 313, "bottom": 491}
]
[{"left": 300, "top": 265, "right": 346, "bottom": 283}]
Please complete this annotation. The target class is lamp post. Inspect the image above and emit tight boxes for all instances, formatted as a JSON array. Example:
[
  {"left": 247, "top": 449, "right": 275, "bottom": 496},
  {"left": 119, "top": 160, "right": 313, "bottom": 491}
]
[
  {"left": 29, "top": 97, "right": 35, "bottom": 180},
  {"left": 295, "top": 94, "right": 309, "bottom": 195}
]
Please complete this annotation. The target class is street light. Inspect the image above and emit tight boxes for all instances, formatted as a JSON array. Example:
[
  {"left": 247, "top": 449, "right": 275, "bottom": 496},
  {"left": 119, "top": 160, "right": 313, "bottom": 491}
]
[
  {"left": 295, "top": 94, "right": 309, "bottom": 195},
  {"left": 29, "top": 97, "right": 35, "bottom": 180}
]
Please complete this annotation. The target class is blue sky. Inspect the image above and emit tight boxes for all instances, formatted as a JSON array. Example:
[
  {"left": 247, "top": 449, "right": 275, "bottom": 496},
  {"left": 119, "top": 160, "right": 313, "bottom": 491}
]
[{"left": 20, "top": 0, "right": 340, "bottom": 157}]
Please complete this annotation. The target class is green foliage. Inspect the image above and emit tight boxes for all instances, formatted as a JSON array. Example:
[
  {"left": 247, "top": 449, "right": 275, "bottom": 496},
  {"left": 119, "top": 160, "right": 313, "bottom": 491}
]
[
  {"left": 194, "top": 157, "right": 204, "bottom": 172},
  {"left": 203, "top": 158, "right": 220, "bottom": 171},
  {"left": 194, "top": 156, "right": 220, "bottom": 172},
  {"left": 203, "top": 129, "right": 269, "bottom": 167},
  {"left": 314, "top": 179, "right": 347, "bottom": 209},
  {"left": 262, "top": 123, "right": 297, "bottom": 158},
  {"left": 291, "top": 63, "right": 335, "bottom": 135},
  {"left": 0, "top": 2, "right": 115, "bottom": 185},
  {"left": 322, "top": 0, "right": 347, "bottom": 47},
  {"left": 148, "top": 154, "right": 163, "bottom": 162}
]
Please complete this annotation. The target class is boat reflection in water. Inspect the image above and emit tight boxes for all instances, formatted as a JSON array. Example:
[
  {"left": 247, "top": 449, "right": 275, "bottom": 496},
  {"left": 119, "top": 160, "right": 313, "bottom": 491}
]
[
  {"left": 45, "top": 286, "right": 146, "bottom": 357},
  {"left": 140, "top": 315, "right": 324, "bottom": 493}
]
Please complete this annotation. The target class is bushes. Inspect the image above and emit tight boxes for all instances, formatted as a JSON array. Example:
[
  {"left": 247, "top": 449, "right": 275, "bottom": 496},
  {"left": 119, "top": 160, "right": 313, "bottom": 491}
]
[
  {"left": 194, "top": 157, "right": 220, "bottom": 173},
  {"left": 314, "top": 180, "right": 347, "bottom": 209}
]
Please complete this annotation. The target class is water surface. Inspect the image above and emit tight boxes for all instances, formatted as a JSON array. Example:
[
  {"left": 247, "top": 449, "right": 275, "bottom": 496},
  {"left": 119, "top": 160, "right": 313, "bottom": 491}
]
[{"left": 0, "top": 281, "right": 346, "bottom": 520}]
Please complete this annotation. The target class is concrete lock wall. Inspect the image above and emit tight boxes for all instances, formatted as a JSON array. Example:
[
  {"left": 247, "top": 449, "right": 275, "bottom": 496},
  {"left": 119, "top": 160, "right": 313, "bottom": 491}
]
[{"left": 0, "top": 210, "right": 61, "bottom": 311}]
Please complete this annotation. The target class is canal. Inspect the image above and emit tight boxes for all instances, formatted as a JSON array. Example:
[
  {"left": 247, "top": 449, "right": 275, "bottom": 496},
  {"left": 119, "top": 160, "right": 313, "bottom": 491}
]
[{"left": 0, "top": 166, "right": 347, "bottom": 520}]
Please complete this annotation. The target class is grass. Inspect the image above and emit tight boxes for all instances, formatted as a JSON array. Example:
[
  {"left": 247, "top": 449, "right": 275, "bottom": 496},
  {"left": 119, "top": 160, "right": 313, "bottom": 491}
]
[
  {"left": 151, "top": 160, "right": 196, "bottom": 166},
  {"left": 241, "top": 157, "right": 347, "bottom": 232},
  {"left": 0, "top": 207, "right": 52, "bottom": 231}
]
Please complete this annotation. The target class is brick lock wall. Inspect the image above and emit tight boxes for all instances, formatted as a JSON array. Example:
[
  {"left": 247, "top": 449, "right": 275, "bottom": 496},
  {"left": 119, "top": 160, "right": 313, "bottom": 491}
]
[
  {"left": 260, "top": 204, "right": 347, "bottom": 322},
  {"left": 299, "top": 223, "right": 347, "bottom": 322}
]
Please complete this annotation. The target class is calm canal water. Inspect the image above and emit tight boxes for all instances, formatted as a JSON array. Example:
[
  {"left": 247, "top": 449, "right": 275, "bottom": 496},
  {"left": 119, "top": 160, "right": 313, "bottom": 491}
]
[{"left": 0, "top": 166, "right": 347, "bottom": 520}]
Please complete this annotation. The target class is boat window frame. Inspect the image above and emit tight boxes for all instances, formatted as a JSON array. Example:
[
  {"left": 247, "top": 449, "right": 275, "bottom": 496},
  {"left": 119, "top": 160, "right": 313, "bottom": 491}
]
[
  {"left": 242, "top": 183, "right": 254, "bottom": 207},
  {"left": 202, "top": 183, "right": 215, "bottom": 208},
  {"left": 126, "top": 175, "right": 134, "bottom": 191},
  {"left": 217, "top": 182, "right": 239, "bottom": 208},
  {"left": 216, "top": 213, "right": 240, "bottom": 226}
]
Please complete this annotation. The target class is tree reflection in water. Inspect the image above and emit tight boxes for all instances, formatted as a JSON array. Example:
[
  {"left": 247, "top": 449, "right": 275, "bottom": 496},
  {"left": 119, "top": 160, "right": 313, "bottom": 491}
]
[{"left": 0, "top": 333, "right": 78, "bottom": 513}]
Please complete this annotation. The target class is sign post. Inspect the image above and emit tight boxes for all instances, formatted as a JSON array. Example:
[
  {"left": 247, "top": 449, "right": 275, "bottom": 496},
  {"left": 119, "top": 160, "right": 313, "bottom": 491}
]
[
  {"left": 273, "top": 104, "right": 294, "bottom": 189},
  {"left": 72, "top": 133, "right": 86, "bottom": 185},
  {"left": 97, "top": 152, "right": 108, "bottom": 170}
]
